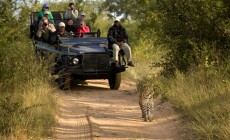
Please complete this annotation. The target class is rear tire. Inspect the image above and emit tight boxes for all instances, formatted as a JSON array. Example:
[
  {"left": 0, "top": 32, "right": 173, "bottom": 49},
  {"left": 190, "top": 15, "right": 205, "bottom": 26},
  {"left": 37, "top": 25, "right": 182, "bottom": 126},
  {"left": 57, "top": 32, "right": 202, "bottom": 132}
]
[{"left": 108, "top": 73, "right": 121, "bottom": 90}]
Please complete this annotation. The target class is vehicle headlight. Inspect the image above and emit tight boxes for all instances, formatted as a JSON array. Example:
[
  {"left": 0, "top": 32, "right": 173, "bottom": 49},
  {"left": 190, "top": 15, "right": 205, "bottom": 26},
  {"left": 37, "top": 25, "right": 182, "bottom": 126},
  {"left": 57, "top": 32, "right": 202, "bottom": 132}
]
[{"left": 73, "top": 58, "right": 79, "bottom": 65}]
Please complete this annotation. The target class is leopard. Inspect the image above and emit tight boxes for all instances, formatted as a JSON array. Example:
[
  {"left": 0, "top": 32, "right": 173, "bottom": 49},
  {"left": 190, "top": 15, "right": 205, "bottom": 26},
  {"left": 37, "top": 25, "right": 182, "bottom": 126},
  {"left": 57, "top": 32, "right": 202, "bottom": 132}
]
[{"left": 138, "top": 85, "right": 154, "bottom": 122}]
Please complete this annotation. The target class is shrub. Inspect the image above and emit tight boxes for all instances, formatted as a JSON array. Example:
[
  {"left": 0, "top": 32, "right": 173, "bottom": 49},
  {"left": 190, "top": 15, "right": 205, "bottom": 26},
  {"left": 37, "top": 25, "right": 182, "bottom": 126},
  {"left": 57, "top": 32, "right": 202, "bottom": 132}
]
[{"left": 0, "top": 1, "right": 56, "bottom": 139}]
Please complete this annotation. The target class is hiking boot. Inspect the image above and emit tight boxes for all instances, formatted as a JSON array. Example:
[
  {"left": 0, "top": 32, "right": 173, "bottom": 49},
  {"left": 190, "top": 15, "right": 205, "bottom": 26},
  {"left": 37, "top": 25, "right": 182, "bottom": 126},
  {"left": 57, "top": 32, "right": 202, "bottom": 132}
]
[{"left": 127, "top": 61, "right": 135, "bottom": 67}]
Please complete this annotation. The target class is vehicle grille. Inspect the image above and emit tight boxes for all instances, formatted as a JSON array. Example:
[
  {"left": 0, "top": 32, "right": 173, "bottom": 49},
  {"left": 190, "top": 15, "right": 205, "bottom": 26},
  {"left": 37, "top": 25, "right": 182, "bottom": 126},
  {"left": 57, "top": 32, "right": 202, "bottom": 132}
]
[{"left": 82, "top": 53, "right": 110, "bottom": 72}]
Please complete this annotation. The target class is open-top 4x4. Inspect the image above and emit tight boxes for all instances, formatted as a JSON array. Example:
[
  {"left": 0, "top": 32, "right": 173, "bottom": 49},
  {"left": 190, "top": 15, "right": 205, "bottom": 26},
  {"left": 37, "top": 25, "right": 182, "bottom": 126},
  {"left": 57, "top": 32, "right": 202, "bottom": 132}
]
[{"left": 30, "top": 11, "right": 127, "bottom": 90}]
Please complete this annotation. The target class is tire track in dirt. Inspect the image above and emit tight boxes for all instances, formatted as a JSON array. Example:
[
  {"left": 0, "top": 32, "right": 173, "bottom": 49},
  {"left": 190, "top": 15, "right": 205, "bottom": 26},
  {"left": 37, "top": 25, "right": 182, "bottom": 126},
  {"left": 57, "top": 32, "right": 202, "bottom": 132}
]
[
  {"left": 52, "top": 93, "right": 92, "bottom": 140},
  {"left": 52, "top": 80, "right": 185, "bottom": 140}
]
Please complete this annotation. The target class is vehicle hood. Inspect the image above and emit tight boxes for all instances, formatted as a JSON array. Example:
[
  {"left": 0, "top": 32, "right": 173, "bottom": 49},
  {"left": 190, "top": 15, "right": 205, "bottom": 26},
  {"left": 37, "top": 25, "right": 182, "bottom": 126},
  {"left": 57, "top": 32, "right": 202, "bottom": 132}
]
[
  {"left": 59, "top": 37, "right": 108, "bottom": 54},
  {"left": 69, "top": 45, "right": 106, "bottom": 53}
]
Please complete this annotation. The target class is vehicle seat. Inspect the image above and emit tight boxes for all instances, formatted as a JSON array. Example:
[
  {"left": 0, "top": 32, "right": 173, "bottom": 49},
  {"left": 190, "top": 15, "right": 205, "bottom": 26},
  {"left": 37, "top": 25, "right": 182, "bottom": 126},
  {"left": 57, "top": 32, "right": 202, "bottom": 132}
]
[
  {"left": 52, "top": 12, "right": 64, "bottom": 19},
  {"left": 54, "top": 19, "right": 67, "bottom": 28},
  {"left": 49, "top": 32, "right": 58, "bottom": 45}
]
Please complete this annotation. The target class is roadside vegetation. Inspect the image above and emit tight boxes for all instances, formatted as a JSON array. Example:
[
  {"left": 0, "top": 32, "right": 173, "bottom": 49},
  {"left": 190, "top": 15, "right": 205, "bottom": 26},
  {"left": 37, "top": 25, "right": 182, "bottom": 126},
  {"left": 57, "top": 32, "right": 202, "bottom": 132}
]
[
  {"left": 1, "top": 0, "right": 229, "bottom": 139},
  {"left": 106, "top": 0, "right": 229, "bottom": 139},
  {"left": 0, "top": 1, "right": 56, "bottom": 139}
]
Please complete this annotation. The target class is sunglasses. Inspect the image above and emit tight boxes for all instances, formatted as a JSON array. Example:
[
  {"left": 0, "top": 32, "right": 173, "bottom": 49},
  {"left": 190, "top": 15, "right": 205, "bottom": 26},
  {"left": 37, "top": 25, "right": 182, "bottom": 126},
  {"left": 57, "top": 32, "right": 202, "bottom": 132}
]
[{"left": 43, "top": 23, "right": 48, "bottom": 26}]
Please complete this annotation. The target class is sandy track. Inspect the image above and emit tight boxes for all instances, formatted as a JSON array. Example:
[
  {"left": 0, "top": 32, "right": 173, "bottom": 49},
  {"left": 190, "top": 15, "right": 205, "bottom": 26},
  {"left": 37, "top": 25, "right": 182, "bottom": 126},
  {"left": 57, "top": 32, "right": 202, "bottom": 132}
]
[{"left": 52, "top": 80, "right": 184, "bottom": 140}]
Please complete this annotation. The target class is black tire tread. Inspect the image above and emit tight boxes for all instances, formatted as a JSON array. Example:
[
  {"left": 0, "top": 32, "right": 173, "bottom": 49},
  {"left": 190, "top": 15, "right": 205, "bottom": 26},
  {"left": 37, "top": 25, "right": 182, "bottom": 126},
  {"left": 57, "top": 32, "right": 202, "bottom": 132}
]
[{"left": 109, "top": 73, "right": 121, "bottom": 90}]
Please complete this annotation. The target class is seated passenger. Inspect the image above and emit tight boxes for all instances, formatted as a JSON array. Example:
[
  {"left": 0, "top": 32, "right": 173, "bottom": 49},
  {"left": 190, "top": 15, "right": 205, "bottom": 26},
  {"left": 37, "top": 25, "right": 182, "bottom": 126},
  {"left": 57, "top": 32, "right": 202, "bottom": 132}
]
[
  {"left": 37, "top": 4, "right": 54, "bottom": 25},
  {"left": 43, "top": 11, "right": 54, "bottom": 24},
  {"left": 38, "top": 13, "right": 53, "bottom": 27},
  {"left": 36, "top": 17, "right": 56, "bottom": 43},
  {"left": 57, "top": 22, "right": 72, "bottom": 37},
  {"left": 107, "top": 19, "right": 134, "bottom": 67},
  {"left": 76, "top": 11, "right": 90, "bottom": 29},
  {"left": 77, "top": 20, "right": 90, "bottom": 37},
  {"left": 64, "top": 3, "right": 78, "bottom": 20},
  {"left": 76, "top": 11, "right": 86, "bottom": 26},
  {"left": 65, "top": 19, "right": 76, "bottom": 36}
]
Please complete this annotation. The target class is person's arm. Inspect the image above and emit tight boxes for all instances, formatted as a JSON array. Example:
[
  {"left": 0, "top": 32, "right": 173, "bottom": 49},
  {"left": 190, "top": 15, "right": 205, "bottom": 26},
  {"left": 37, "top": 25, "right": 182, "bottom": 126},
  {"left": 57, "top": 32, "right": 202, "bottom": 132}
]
[
  {"left": 48, "top": 24, "right": 56, "bottom": 32},
  {"left": 72, "top": 10, "right": 78, "bottom": 19},
  {"left": 49, "top": 12, "right": 54, "bottom": 23},
  {"left": 122, "top": 27, "right": 128, "bottom": 43},
  {"left": 83, "top": 26, "right": 90, "bottom": 33},
  {"left": 107, "top": 27, "right": 116, "bottom": 43},
  {"left": 77, "top": 28, "right": 83, "bottom": 37},
  {"left": 36, "top": 28, "right": 43, "bottom": 38},
  {"left": 64, "top": 9, "right": 70, "bottom": 19}
]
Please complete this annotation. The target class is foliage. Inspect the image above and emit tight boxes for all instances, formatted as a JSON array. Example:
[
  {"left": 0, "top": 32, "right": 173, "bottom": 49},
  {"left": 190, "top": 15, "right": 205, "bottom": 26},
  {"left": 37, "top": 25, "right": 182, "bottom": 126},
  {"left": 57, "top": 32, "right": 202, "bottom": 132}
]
[
  {"left": 102, "top": 0, "right": 137, "bottom": 20},
  {"left": 144, "top": 67, "right": 230, "bottom": 139},
  {"left": 134, "top": 0, "right": 230, "bottom": 75},
  {"left": 120, "top": 0, "right": 230, "bottom": 139},
  {"left": 0, "top": 0, "right": 56, "bottom": 139}
]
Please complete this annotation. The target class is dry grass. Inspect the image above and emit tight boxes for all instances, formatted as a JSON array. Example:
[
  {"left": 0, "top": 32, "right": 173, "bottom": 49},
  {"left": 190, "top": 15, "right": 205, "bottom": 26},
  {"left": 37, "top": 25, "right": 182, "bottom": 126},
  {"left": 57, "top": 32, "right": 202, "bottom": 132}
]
[
  {"left": 132, "top": 37, "right": 230, "bottom": 139},
  {"left": 137, "top": 68, "right": 230, "bottom": 139},
  {"left": 0, "top": 35, "right": 57, "bottom": 139},
  {"left": 0, "top": 76, "right": 57, "bottom": 140}
]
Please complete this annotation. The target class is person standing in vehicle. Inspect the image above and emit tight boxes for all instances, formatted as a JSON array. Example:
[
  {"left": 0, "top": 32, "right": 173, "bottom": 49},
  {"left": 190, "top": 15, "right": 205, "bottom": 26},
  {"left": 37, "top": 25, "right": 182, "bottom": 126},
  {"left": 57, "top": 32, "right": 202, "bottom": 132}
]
[
  {"left": 77, "top": 20, "right": 90, "bottom": 37},
  {"left": 65, "top": 3, "right": 78, "bottom": 20},
  {"left": 36, "top": 17, "right": 56, "bottom": 43},
  {"left": 107, "top": 19, "right": 135, "bottom": 67},
  {"left": 37, "top": 4, "right": 54, "bottom": 24}
]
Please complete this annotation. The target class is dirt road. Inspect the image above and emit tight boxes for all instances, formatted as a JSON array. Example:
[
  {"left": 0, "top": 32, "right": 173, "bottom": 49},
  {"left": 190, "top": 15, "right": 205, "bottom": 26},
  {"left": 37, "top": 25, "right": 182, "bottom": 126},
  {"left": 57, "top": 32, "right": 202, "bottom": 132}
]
[{"left": 52, "top": 80, "right": 184, "bottom": 140}]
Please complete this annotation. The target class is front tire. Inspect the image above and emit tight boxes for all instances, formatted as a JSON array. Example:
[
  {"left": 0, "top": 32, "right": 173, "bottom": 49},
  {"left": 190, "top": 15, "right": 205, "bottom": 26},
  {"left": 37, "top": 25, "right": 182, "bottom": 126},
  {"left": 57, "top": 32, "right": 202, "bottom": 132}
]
[
  {"left": 58, "top": 74, "right": 71, "bottom": 90},
  {"left": 108, "top": 73, "right": 121, "bottom": 90}
]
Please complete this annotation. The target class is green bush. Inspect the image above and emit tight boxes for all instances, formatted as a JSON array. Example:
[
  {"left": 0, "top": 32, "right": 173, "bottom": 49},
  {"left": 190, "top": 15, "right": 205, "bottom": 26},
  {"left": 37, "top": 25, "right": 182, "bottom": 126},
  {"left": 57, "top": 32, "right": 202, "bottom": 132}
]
[
  {"left": 0, "top": 1, "right": 56, "bottom": 139},
  {"left": 135, "top": 0, "right": 230, "bottom": 75}
]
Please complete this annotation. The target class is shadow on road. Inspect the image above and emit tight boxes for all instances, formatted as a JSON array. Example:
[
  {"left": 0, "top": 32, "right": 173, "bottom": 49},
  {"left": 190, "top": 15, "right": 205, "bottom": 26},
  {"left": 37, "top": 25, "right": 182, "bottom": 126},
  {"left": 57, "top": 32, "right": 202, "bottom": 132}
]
[{"left": 70, "top": 80, "right": 110, "bottom": 92}]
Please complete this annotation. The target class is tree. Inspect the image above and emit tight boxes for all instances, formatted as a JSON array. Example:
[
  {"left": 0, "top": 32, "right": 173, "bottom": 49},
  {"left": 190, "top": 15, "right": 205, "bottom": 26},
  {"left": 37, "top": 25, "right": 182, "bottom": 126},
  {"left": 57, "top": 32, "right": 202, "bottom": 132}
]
[
  {"left": 102, "top": 0, "right": 138, "bottom": 20},
  {"left": 134, "top": 0, "right": 230, "bottom": 75}
]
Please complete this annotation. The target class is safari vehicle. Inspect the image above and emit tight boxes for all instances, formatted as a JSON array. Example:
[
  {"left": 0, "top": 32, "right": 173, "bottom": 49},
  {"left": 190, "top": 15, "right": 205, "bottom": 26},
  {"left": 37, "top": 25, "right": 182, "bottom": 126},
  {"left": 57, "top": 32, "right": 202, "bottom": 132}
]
[{"left": 30, "top": 11, "right": 127, "bottom": 90}]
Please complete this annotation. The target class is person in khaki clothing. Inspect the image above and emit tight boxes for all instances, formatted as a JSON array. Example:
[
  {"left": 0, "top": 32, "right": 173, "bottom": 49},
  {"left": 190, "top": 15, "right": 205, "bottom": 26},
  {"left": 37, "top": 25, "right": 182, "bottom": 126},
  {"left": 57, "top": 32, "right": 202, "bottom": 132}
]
[
  {"left": 36, "top": 17, "right": 56, "bottom": 43},
  {"left": 107, "top": 19, "right": 135, "bottom": 67}
]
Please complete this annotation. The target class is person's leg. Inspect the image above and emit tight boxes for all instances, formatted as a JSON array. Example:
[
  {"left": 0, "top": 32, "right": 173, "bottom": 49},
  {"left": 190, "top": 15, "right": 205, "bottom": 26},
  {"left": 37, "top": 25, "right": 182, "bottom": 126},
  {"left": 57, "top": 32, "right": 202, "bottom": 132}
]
[
  {"left": 112, "top": 44, "right": 120, "bottom": 62},
  {"left": 121, "top": 43, "right": 134, "bottom": 66},
  {"left": 112, "top": 44, "right": 120, "bottom": 67},
  {"left": 121, "top": 43, "right": 132, "bottom": 62}
]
